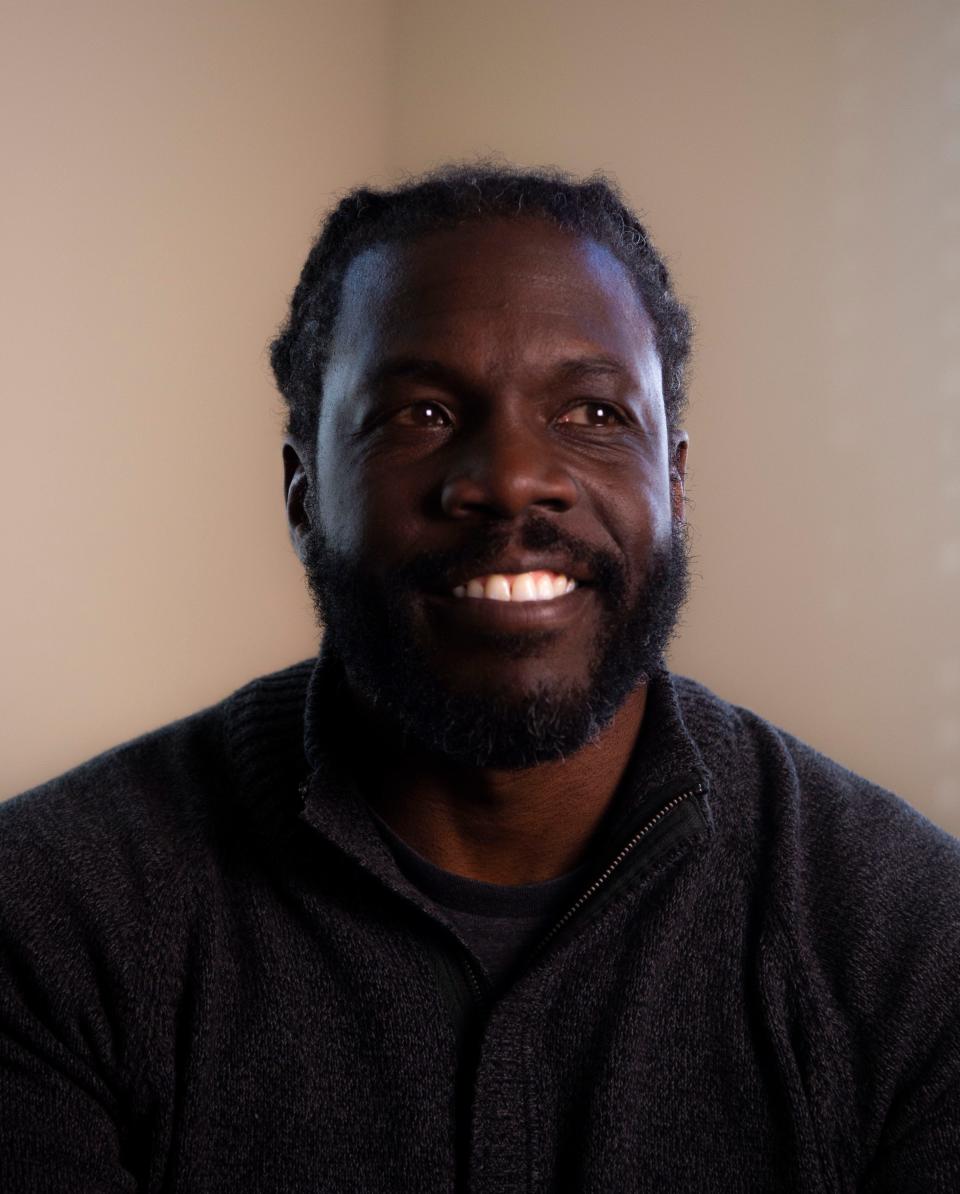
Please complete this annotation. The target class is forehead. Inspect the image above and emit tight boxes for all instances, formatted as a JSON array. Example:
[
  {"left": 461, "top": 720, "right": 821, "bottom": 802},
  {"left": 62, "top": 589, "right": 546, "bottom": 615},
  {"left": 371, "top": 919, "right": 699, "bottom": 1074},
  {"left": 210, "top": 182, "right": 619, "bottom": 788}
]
[{"left": 329, "top": 217, "right": 656, "bottom": 368}]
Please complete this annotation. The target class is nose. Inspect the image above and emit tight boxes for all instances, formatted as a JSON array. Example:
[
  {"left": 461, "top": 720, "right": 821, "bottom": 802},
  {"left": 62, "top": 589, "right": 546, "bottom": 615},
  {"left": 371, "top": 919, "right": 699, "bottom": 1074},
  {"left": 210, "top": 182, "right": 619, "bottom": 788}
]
[{"left": 439, "top": 414, "right": 579, "bottom": 520}]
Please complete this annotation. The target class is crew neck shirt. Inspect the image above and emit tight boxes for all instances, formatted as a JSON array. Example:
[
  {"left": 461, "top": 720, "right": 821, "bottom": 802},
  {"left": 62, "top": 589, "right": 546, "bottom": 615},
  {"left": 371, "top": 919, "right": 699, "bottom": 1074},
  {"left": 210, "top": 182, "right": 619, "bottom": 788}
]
[{"left": 369, "top": 808, "right": 591, "bottom": 988}]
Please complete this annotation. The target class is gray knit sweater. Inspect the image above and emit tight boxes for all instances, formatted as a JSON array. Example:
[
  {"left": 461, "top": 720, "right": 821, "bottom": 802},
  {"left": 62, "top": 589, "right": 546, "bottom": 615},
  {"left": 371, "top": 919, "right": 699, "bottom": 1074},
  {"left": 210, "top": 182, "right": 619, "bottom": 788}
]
[{"left": 1, "top": 655, "right": 959, "bottom": 1192}]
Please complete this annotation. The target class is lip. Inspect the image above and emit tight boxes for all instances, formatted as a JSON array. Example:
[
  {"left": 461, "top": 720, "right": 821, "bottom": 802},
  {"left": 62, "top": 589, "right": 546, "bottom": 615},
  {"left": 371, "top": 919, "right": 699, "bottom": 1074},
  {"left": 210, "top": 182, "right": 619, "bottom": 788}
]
[{"left": 422, "top": 584, "right": 593, "bottom": 635}]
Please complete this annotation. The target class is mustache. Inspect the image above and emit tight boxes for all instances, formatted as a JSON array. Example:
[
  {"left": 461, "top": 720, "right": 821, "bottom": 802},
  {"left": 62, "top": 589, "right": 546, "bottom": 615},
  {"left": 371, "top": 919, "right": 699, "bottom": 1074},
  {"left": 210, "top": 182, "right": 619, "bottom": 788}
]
[{"left": 392, "top": 514, "right": 627, "bottom": 598}]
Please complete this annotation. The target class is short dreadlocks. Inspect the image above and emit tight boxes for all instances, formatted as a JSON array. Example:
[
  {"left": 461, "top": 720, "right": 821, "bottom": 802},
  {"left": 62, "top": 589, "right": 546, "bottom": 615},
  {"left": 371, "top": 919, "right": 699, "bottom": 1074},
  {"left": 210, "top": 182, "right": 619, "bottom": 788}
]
[{"left": 270, "top": 163, "right": 692, "bottom": 450}]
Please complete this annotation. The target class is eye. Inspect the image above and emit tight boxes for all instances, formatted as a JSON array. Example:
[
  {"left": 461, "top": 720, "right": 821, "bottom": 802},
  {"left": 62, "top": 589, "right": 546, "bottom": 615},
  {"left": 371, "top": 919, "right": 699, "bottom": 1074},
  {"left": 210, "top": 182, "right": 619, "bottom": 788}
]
[
  {"left": 395, "top": 401, "right": 453, "bottom": 429},
  {"left": 557, "top": 401, "right": 626, "bottom": 428}
]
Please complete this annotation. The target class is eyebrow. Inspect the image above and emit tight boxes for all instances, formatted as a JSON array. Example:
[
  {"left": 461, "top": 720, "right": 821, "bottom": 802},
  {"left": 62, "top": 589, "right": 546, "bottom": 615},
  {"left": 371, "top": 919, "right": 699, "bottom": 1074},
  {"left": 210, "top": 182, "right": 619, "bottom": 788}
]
[{"left": 362, "top": 353, "right": 632, "bottom": 392}]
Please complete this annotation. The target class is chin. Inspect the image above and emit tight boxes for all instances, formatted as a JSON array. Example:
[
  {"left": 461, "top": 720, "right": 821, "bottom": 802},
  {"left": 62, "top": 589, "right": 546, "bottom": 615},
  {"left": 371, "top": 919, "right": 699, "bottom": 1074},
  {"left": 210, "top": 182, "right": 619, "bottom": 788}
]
[
  {"left": 423, "top": 648, "right": 592, "bottom": 703},
  {"left": 357, "top": 646, "right": 621, "bottom": 769}
]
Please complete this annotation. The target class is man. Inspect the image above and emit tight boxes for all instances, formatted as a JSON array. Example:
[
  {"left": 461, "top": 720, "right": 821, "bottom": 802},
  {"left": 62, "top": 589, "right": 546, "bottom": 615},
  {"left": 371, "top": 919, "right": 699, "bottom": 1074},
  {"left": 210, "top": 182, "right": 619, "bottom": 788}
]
[{"left": 1, "top": 164, "right": 958, "bottom": 1192}]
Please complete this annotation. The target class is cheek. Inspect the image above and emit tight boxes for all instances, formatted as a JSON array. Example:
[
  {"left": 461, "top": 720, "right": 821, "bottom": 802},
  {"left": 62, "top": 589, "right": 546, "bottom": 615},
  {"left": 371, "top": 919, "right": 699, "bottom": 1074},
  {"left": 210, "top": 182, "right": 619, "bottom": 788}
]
[
  {"left": 313, "top": 392, "right": 377, "bottom": 554},
  {"left": 313, "top": 412, "right": 376, "bottom": 554},
  {"left": 314, "top": 452, "right": 423, "bottom": 563},
  {"left": 588, "top": 461, "right": 675, "bottom": 557},
  {"left": 311, "top": 446, "right": 366, "bottom": 555},
  {"left": 646, "top": 480, "right": 676, "bottom": 541},
  {"left": 627, "top": 446, "right": 676, "bottom": 544}
]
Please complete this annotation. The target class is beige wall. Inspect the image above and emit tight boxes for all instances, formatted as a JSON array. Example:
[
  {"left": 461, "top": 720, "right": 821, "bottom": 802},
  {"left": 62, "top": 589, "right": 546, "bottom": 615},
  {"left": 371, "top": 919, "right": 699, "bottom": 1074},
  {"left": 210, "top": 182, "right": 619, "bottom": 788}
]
[
  {"left": 3, "top": 1, "right": 959, "bottom": 835},
  {"left": 1, "top": 0, "right": 389, "bottom": 796}
]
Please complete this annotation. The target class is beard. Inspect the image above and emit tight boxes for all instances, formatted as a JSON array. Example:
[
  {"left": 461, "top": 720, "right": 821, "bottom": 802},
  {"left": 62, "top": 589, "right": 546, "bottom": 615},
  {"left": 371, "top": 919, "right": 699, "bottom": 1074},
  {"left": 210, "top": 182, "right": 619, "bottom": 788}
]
[{"left": 301, "top": 507, "right": 690, "bottom": 770}]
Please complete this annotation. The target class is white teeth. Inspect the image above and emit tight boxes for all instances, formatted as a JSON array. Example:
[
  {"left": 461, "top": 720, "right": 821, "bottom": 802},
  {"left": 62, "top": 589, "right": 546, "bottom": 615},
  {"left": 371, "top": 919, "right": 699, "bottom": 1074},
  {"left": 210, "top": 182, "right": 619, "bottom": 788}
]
[
  {"left": 451, "top": 571, "right": 579, "bottom": 602},
  {"left": 485, "top": 575, "right": 512, "bottom": 601},
  {"left": 512, "top": 574, "right": 538, "bottom": 602}
]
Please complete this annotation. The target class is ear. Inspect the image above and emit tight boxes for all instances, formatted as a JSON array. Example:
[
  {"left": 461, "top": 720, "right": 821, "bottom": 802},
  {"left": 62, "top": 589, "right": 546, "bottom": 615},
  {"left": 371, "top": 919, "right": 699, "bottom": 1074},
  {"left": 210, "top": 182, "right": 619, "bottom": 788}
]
[
  {"left": 283, "top": 438, "right": 312, "bottom": 564},
  {"left": 670, "top": 430, "right": 689, "bottom": 524}
]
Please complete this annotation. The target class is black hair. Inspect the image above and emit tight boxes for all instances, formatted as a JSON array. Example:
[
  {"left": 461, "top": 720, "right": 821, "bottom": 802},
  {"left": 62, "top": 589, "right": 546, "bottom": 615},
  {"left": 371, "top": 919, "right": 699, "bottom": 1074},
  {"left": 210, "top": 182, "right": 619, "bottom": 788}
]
[{"left": 270, "top": 162, "right": 692, "bottom": 449}]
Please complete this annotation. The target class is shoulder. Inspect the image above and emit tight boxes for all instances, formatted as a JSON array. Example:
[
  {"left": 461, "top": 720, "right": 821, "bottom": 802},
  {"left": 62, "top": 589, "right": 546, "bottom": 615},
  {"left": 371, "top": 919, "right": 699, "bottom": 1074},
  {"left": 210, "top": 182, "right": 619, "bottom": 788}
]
[
  {"left": 671, "top": 670, "right": 960, "bottom": 993},
  {"left": 0, "top": 658, "right": 315, "bottom": 921},
  {"left": 672, "top": 674, "right": 960, "bottom": 1107},
  {"left": 3, "top": 685, "right": 225, "bottom": 882},
  {"left": 671, "top": 671, "right": 960, "bottom": 875},
  {"left": 0, "top": 660, "right": 315, "bottom": 1089}
]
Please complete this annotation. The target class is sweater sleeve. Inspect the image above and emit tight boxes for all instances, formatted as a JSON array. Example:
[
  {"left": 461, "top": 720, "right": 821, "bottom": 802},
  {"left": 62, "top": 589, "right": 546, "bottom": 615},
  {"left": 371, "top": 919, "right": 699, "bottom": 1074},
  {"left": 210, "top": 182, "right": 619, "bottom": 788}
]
[
  {"left": 0, "top": 978, "right": 137, "bottom": 1193},
  {"left": 738, "top": 712, "right": 960, "bottom": 1187},
  {"left": 0, "top": 782, "right": 150, "bottom": 1192},
  {"left": 858, "top": 907, "right": 960, "bottom": 1190}
]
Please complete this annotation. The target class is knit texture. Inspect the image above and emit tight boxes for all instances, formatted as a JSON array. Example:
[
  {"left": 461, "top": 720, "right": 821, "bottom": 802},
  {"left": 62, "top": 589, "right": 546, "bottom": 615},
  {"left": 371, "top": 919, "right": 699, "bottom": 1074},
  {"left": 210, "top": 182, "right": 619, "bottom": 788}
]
[{"left": 1, "top": 656, "right": 959, "bottom": 1192}]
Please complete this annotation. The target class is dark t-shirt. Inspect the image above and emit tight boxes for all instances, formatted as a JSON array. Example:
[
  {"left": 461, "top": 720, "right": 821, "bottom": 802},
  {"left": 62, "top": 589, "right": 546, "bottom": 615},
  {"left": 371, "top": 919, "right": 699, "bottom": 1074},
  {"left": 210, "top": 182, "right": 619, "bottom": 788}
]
[{"left": 370, "top": 808, "right": 590, "bottom": 987}]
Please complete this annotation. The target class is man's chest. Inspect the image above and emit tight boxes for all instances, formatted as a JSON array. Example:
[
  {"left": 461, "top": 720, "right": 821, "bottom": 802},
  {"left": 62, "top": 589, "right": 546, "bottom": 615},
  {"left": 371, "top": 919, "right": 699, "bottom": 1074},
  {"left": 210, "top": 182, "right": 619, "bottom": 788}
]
[{"left": 133, "top": 878, "right": 841, "bottom": 1193}]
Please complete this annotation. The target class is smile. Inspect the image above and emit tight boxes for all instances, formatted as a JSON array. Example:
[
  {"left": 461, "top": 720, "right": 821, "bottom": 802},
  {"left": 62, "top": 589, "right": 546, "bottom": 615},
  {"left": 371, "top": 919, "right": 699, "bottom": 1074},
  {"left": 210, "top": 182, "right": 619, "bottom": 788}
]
[
  {"left": 425, "top": 579, "right": 591, "bottom": 638},
  {"left": 451, "top": 571, "right": 578, "bottom": 602}
]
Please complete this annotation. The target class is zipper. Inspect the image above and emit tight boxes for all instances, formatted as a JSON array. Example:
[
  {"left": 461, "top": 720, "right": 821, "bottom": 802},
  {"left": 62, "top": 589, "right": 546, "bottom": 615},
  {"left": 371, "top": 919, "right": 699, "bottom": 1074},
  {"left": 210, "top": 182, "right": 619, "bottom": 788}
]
[
  {"left": 447, "top": 776, "right": 707, "bottom": 1016},
  {"left": 298, "top": 772, "right": 704, "bottom": 1007},
  {"left": 532, "top": 778, "right": 706, "bottom": 959},
  {"left": 459, "top": 947, "right": 486, "bottom": 1005}
]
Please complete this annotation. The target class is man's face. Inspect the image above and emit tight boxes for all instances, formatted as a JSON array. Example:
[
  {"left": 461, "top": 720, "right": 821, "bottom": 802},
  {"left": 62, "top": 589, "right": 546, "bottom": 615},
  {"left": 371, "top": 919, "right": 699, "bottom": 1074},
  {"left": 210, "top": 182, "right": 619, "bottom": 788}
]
[{"left": 295, "top": 217, "right": 689, "bottom": 767}]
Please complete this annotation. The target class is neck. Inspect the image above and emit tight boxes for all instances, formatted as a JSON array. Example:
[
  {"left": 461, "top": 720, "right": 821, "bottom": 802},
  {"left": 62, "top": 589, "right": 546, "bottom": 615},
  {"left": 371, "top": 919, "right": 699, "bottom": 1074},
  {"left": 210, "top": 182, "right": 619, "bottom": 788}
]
[{"left": 358, "top": 685, "right": 648, "bottom": 885}]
